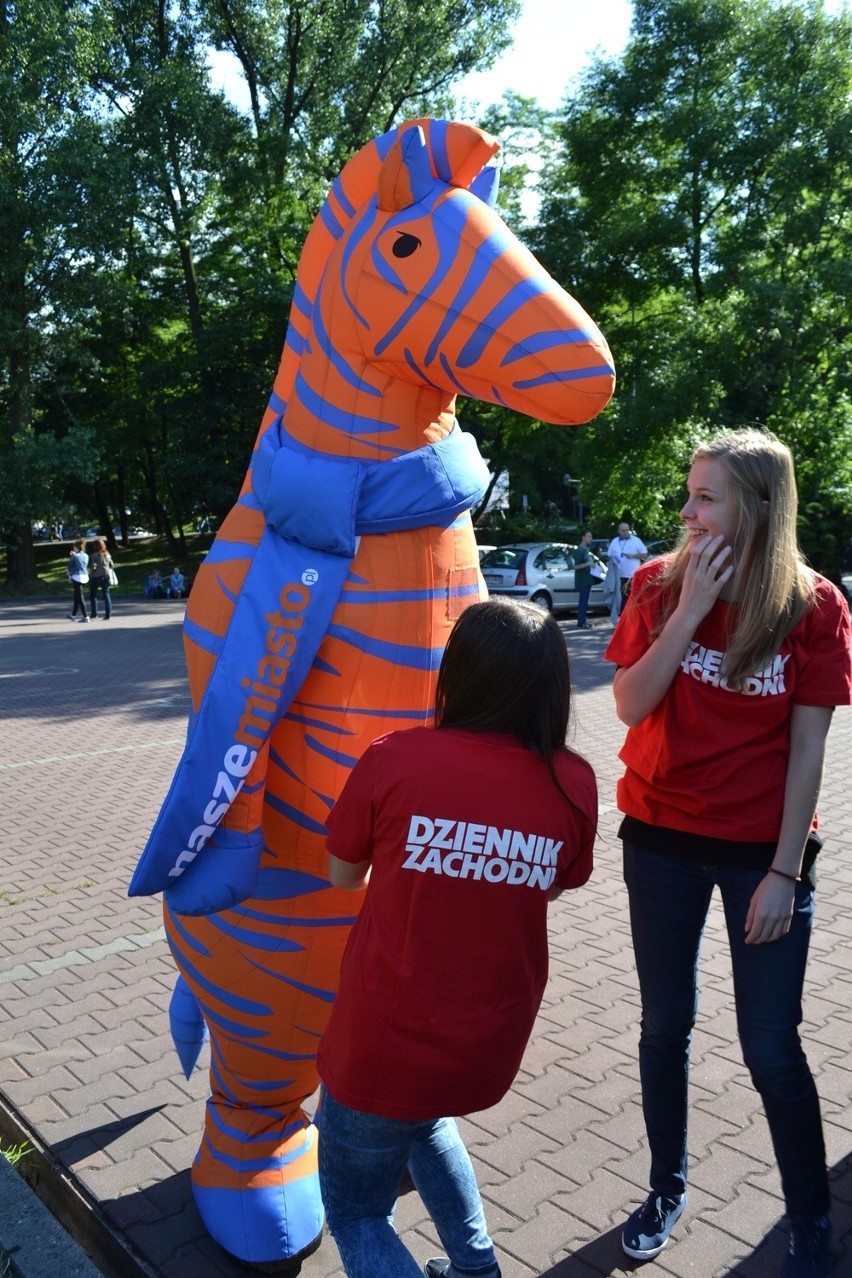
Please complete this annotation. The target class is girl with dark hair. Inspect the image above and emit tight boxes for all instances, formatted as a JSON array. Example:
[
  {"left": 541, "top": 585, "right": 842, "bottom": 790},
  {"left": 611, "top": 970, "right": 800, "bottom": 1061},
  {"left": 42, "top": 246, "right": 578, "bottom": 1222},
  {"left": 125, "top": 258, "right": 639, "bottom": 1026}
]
[
  {"left": 317, "top": 598, "right": 597, "bottom": 1278},
  {"left": 607, "top": 429, "right": 852, "bottom": 1276},
  {"left": 88, "top": 538, "right": 115, "bottom": 619}
]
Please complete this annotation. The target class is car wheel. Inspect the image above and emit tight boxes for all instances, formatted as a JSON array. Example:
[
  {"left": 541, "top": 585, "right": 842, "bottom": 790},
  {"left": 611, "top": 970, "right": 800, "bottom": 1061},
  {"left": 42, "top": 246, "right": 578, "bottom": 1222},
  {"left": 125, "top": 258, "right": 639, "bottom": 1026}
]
[{"left": 529, "top": 591, "right": 552, "bottom": 612}]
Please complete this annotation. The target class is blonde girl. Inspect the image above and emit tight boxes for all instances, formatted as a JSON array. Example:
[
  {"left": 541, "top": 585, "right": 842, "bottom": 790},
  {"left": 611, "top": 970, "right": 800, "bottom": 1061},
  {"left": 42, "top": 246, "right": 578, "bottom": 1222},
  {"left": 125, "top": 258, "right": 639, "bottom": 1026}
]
[{"left": 606, "top": 429, "right": 851, "bottom": 1277}]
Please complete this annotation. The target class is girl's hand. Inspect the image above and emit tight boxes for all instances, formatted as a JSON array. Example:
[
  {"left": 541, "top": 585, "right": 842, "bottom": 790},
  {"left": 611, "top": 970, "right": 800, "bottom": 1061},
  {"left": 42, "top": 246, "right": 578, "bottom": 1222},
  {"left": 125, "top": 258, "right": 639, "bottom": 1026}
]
[
  {"left": 744, "top": 874, "right": 796, "bottom": 945},
  {"left": 677, "top": 534, "right": 734, "bottom": 624}
]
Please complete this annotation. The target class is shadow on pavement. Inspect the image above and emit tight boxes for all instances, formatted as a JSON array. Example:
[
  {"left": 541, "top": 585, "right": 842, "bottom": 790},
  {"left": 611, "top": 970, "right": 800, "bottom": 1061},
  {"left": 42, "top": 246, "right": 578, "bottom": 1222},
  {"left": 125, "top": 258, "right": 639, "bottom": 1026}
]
[
  {"left": 538, "top": 1151, "right": 852, "bottom": 1276},
  {"left": 53, "top": 1107, "right": 167, "bottom": 1165},
  {"left": 0, "top": 607, "right": 188, "bottom": 725}
]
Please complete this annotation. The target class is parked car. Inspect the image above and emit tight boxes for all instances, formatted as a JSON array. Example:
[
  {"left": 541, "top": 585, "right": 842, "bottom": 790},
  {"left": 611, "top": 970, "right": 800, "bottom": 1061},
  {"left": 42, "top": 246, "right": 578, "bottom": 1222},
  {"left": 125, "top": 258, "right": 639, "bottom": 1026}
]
[
  {"left": 479, "top": 542, "right": 607, "bottom": 614},
  {"left": 646, "top": 538, "right": 676, "bottom": 558},
  {"left": 114, "top": 525, "right": 154, "bottom": 539}
]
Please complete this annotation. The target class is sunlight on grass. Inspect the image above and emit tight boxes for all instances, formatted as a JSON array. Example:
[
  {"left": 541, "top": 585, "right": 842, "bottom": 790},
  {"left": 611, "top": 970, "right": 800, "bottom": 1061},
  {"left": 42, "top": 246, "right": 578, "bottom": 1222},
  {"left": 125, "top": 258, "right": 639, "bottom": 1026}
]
[{"left": 1, "top": 530, "right": 215, "bottom": 599}]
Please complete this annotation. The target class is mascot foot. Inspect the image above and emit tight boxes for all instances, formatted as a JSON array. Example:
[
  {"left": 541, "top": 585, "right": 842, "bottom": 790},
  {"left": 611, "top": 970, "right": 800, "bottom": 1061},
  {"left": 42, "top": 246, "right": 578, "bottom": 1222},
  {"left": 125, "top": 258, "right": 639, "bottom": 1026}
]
[
  {"left": 193, "top": 1116, "right": 324, "bottom": 1270},
  {"left": 226, "top": 1226, "right": 324, "bottom": 1274}
]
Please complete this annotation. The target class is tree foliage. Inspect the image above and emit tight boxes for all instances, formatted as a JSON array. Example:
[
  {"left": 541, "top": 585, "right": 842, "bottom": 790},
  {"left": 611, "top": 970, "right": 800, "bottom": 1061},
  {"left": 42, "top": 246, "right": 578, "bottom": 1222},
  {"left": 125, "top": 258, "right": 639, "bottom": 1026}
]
[
  {"left": 533, "top": 0, "right": 852, "bottom": 575},
  {"left": 0, "top": 0, "right": 519, "bottom": 581},
  {"left": 2, "top": 0, "right": 850, "bottom": 587}
]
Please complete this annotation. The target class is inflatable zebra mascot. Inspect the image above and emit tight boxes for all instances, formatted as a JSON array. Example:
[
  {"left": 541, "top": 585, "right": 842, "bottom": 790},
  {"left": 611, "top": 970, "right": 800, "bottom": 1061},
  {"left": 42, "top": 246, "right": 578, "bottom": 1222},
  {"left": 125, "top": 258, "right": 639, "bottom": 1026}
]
[{"left": 130, "top": 117, "right": 615, "bottom": 1268}]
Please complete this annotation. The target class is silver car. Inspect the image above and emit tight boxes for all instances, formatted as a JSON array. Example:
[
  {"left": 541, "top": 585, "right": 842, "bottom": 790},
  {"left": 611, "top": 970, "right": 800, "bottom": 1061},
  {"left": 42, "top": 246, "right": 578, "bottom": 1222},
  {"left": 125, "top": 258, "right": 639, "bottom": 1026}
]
[{"left": 479, "top": 542, "right": 606, "bottom": 614}]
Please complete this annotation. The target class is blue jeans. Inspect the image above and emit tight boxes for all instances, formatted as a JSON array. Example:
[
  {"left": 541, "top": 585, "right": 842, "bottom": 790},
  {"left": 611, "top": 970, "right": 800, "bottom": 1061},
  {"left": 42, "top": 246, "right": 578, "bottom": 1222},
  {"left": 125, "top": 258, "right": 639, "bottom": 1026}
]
[
  {"left": 623, "top": 843, "right": 828, "bottom": 1218},
  {"left": 318, "top": 1086, "right": 500, "bottom": 1278},
  {"left": 576, "top": 583, "right": 592, "bottom": 627},
  {"left": 89, "top": 580, "right": 112, "bottom": 618}
]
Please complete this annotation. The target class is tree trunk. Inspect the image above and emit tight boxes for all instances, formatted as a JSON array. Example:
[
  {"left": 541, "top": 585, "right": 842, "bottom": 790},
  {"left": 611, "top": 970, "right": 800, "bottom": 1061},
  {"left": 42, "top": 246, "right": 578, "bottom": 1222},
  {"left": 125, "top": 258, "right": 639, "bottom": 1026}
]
[{"left": 4, "top": 524, "right": 38, "bottom": 585}]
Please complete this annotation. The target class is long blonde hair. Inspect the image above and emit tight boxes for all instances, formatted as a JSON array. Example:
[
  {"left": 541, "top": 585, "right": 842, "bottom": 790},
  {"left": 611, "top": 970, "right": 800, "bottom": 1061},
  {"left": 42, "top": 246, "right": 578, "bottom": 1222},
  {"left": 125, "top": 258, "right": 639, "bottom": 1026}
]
[{"left": 642, "top": 428, "right": 815, "bottom": 688}]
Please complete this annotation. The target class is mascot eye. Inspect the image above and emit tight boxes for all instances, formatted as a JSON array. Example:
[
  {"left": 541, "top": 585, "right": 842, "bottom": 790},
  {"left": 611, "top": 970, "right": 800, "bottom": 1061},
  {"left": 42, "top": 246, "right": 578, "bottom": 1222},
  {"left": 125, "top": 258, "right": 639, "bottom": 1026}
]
[{"left": 392, "top": 232, "right": 421, "bottom": 259}]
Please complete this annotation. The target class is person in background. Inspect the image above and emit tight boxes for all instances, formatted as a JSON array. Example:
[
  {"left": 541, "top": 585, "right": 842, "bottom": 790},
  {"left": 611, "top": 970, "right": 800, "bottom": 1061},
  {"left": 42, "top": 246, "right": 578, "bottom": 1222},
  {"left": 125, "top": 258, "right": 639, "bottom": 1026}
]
[
  {"left": 606, "top": 429, "right": 852, "bottom": 1276},
  {"left": 317, "top": 598, "right": 598, "bottom": 1278},
  {"left": 573, "top": 529, "right": 597, "bottom": 629},
  {"left": 88, "top": 538, "right": 114, "bottom": 620},
  {"left": 608, "top": 522, "right": 648, "bottom": 618},
  {"left": 167, "top": 566, "right": 187, "bottom": 598},
  {"left": 66, "top": 538, "right": 90, "bottom": 622},
  {"left": 145, "top": 568, "right": 166, "bottom": 599}
]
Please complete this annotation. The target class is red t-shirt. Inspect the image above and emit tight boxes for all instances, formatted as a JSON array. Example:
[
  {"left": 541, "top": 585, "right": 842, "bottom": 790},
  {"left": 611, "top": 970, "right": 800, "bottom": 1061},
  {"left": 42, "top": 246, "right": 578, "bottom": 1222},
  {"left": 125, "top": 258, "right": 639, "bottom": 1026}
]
[
  {"left": 605, "top": 561, "right": 852, "bottom": 841},
  {"left": 317, "top": 726, "right": 596, "bottom": 1120}
]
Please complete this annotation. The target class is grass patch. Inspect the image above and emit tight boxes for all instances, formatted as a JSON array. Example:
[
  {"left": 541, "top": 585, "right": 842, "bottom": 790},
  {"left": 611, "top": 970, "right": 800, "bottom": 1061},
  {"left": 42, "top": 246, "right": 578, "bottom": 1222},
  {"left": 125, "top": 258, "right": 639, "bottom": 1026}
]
[
  {"left": 0, "top": 532, "right": 215, "bottom": 600},
  {"left": 0, "top": 1141, "right": 31, "bottom": 1168}
]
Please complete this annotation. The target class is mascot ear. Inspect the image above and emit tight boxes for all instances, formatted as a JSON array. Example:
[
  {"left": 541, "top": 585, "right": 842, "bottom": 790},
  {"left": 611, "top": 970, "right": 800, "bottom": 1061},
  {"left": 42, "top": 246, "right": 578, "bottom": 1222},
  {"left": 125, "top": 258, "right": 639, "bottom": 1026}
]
[
  {"left": 377, "top": 121, "right": 502, "bottom": 212},
  {"left": 378, "top": 125, "right": 434, "bottom": 211},
  {"left": 469, "top": 162, "right": 500, "bottom": 208}
]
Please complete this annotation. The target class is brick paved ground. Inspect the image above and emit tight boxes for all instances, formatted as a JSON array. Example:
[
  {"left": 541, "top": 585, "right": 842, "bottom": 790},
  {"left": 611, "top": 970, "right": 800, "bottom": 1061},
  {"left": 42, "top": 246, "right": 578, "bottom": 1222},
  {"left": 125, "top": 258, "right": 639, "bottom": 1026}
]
[{"left": 1, "top": 598, "right": 850, "bottom": 1277}]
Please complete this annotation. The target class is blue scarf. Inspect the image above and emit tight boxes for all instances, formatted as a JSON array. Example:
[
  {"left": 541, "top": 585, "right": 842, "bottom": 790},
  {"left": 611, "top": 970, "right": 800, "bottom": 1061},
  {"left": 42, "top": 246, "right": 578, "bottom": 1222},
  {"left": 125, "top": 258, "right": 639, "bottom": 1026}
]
[{"left": 128, "top": 420, "right": 488, "bottom": 915}]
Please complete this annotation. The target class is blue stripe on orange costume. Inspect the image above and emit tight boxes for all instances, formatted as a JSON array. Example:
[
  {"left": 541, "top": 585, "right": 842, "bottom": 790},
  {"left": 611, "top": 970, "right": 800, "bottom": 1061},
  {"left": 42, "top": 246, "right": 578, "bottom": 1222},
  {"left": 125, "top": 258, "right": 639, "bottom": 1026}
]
[{"left": 129, "top": 118, "right": 614, "bottom": 1267}]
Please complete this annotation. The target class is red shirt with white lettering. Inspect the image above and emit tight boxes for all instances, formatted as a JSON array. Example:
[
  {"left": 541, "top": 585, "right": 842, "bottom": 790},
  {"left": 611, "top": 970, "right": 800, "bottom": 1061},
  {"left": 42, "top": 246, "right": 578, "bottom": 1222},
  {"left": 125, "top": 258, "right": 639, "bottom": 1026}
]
[
  {"left": 605, "top": 560, "right": 852, "bottom": 842},
  {"left": 317, "top": 727, "right": 596, "bottom": 1120}
]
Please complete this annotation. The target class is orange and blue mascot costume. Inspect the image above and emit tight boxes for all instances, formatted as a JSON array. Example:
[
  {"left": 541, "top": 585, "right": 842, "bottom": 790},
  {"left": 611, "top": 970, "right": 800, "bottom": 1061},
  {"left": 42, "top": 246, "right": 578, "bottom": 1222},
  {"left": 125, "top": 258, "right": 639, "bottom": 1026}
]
[{"left": 129, "top": 118, "right": 614, "bottom": 1268}]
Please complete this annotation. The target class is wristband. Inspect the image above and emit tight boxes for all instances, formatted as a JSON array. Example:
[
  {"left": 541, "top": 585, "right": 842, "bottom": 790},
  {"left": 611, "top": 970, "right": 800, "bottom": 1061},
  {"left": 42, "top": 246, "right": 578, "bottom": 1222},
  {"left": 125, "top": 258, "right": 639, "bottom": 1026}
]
[{"left": 768, "top": 866, "right": 801, "bottom": 884}]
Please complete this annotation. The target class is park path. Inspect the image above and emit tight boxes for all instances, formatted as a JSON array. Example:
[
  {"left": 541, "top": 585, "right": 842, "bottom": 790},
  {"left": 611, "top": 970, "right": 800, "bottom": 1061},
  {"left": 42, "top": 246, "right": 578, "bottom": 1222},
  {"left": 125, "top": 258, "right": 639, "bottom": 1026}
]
[{"left": 0, "top": 598, "right": 850, "bottom": 1277}]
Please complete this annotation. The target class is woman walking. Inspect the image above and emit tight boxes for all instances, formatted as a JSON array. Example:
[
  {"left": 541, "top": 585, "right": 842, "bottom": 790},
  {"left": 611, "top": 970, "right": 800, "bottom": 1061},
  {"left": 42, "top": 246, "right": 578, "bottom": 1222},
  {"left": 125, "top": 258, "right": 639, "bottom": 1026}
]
[
  {"left": 88, "top": 538, "right": 115, "bottom": 619},
  {"left": 66, "top": 538, "right": 90, "bottom": 622}
]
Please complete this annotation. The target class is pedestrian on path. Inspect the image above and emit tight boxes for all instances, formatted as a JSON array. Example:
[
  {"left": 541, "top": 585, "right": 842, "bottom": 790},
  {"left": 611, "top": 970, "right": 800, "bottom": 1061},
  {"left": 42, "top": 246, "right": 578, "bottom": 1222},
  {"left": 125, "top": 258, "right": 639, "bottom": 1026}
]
[
  {"left": 573, "top": 529, "right": 599, "bottom": 629},
  {"left": 607, "top": 521, "right": 648, "bottom": 619},
  {"left": 317, "top": 598, "right": 598, "bottom": 1278},
  {"left": 605, "top": 428, "right": 852, "bottom": 1276},
  {"left": 66, "top": 538, "right": 90, "bottom": 622},
  {"left": 88, "top": 538, "right": 114, "bottom": 619}
]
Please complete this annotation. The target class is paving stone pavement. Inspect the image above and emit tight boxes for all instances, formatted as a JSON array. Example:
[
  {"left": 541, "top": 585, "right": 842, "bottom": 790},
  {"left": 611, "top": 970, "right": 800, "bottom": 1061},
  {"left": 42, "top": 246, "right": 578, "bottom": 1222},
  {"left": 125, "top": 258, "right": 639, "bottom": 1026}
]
[{"left": 1, "top": 598, "right": 850, "bottom": 1278}]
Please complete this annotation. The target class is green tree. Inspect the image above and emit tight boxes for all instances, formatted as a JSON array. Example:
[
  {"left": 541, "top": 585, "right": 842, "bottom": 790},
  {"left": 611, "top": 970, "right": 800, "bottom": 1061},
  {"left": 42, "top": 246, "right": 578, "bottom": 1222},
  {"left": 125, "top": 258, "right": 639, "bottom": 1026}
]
[
  {"left": 534, "top": 0, "right": 852, "bottom": 574},
  {"left": 0, "top": 0, "right": 112, "bottom": 581},
  {"left": 2, "top": 0, "right": 523, "bottom": 583},
  {"left": 475, "top": 91, "right": 550, "bottom": 234}
]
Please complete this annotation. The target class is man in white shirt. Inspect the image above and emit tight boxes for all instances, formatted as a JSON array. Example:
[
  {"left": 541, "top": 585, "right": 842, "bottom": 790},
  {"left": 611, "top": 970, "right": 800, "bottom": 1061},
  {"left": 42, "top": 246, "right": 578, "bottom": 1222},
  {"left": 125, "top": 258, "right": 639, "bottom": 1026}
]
[{"left": 607, "top": 522, "right": 648, "bottom": 619}]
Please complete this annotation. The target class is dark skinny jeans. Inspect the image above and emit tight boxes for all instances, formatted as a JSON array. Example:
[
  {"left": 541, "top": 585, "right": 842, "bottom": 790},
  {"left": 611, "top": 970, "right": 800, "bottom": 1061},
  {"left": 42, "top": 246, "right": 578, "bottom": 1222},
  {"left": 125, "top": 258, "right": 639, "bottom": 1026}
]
[{"left": 623, "top": 842, "right": 828, "bottom": 1220}]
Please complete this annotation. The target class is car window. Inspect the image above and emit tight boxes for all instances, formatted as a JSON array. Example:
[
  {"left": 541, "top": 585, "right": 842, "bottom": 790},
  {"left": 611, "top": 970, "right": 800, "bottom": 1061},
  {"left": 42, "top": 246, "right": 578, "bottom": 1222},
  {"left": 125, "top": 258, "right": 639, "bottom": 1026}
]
[
  {"left": 534, "top": 549, "right": 569, "bottom": 570},
  {"left": 481, "top": 549, "right": 526, "bottom": 570}
]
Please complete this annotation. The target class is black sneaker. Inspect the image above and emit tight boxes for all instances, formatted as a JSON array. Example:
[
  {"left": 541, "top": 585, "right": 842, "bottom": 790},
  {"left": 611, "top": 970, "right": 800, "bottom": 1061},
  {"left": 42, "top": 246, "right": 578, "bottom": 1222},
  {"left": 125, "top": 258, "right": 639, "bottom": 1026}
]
[
  {"left": 781, "top": 1215, "right": 831, "bottom": 1277},
  {"left": 622, "top": 1191, "right": 686, "bottom": 1260}
]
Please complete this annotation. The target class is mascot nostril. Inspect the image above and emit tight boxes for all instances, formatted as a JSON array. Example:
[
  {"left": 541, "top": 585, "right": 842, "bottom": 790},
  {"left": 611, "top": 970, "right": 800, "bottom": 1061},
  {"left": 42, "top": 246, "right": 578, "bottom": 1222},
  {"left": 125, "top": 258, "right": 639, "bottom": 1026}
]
[{"left": 128, "top": 117, "right": 614, "bottom": 1269}]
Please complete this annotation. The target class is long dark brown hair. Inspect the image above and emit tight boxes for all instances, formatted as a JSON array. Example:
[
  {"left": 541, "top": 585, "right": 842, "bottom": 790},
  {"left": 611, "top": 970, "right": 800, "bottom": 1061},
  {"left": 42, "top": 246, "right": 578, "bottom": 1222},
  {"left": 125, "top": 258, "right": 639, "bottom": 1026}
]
[{"left": 434, "top": 598, "right": 587, "bottom": 812}]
